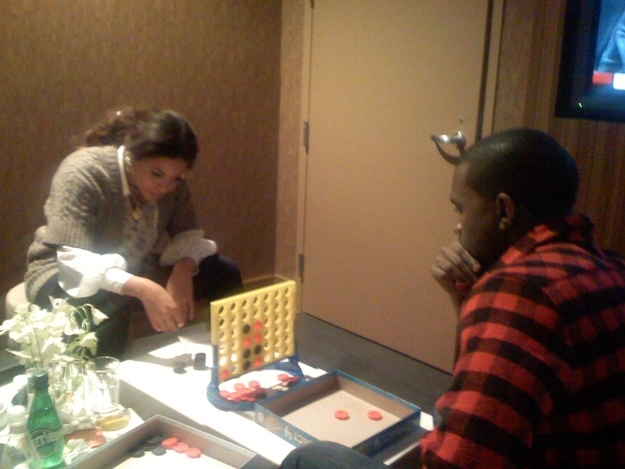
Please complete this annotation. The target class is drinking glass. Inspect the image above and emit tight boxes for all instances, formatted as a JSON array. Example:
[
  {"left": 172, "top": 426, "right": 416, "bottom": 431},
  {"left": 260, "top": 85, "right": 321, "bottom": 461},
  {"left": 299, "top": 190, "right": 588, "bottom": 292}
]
[{"left": 86, "top": 356, "right": 120, "bottom": 415}]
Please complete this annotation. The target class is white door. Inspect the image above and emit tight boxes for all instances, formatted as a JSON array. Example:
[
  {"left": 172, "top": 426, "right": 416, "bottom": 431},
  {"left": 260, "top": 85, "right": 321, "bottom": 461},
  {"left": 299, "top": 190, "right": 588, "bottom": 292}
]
[{"left": 301, "top": 0, "right": 498, "bottom": 372}]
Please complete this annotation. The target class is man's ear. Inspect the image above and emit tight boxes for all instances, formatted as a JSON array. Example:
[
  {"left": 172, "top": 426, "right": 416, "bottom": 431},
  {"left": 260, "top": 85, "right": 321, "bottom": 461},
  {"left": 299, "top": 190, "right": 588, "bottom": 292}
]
[{"left": 496, "top": 193, "right": 515, "bottom": 231}]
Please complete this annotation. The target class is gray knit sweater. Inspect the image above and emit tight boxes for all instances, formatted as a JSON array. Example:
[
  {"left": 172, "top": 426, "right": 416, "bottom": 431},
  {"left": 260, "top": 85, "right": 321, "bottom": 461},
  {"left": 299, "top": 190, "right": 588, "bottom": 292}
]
[{"left": 25, "top": 146, "right": 198, "bottom": 301}]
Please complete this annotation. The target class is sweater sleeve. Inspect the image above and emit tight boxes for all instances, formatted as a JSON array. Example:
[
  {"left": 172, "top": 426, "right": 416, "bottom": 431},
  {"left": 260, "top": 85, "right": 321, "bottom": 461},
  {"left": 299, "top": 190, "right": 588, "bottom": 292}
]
[
  {"left": 419, "top": 275, "right": 564, "bottom": 468},
  {"left": 41, "top": 151, "right": 106, "bottom": 251},
  {"left": 163, "top": 180, "right": 199, "bottom": 238}
]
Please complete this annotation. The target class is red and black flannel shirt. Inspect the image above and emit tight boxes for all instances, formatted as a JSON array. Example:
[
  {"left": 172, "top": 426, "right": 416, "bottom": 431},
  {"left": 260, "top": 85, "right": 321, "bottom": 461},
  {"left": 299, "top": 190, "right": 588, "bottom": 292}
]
[{"left": 420, "top": 214, "right": 625, "bottom": 468}]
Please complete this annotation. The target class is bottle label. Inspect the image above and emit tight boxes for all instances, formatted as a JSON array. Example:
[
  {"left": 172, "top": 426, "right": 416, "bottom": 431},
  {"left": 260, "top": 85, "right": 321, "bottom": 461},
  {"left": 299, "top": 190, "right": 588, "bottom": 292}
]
[{"left": 29, "top": 428, "right": 62, "bottom": 459}]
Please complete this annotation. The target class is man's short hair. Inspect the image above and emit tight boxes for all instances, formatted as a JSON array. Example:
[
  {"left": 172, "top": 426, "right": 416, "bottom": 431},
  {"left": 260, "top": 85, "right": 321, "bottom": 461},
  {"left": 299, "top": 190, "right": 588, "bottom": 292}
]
[{"left": 461, "top": 128, "right": 579, "bottom": 219}]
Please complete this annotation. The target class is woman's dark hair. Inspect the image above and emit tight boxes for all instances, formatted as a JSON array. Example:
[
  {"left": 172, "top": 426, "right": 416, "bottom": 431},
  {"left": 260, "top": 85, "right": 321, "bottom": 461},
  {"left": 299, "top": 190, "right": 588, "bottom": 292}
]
[
  {"left": 461, "top": 128, "right": 579, "bottom": 220},
  {"left": 82, "top": 108, "right": 198, "bottom": 167},
  {"left": 82, "top": 108, "right": 140, "bottom": 148}
]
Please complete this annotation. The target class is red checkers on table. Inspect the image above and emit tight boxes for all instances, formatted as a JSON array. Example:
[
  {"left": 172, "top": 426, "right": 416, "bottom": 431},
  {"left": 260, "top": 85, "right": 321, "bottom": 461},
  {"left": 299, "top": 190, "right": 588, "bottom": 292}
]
[
  {"left": 249, "top": 380, "right": 261, "bottom": 389},
  {"left": 174, "top": 442, "right": 190, "bottom": 453},
  {"left": 367, "top": 410, "right": 383, "bottom": 421},
  {"left": 186, "top": 447, "right": 202, "bottom": 459},
  {"left": 334, "top": 409, "right": 350, "bottom": 420},
  {"left": 278, "top": 373, "right": 300, "bottom": 384},
  {"left": 161, "top": 437, "right": 178, "bottom": 449}
]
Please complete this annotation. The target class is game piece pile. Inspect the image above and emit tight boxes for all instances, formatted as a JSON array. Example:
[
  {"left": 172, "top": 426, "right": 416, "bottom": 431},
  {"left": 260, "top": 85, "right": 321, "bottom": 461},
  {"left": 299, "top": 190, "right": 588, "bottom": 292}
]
[
  {"left": 218, "top": 373, "right": 301, "bottom": 404},
  {"left": 127, "top": 434, "right": 202, "bottom": 459},
  {"left": 113, "top": 434, "right": 237, "bottom": 469}
]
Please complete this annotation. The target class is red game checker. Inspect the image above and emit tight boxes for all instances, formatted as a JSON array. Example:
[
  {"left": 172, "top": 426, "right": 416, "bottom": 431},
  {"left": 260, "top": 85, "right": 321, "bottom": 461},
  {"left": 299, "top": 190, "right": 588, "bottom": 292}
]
[
  {"left": 161, "top": 437, "right": 178, "bottom": 449},
  {"left": 186, "top": 447, "right": 202, "bottom": 459},
  {"left": 174, "top": 442, "right": 190, "bottom": 453}
]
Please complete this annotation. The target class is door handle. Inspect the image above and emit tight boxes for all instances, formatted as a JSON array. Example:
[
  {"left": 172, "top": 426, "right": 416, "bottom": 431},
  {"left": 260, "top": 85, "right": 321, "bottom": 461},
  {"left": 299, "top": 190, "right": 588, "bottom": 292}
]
[{"left": 431, "top": 131, "right": 466, "bottom": 163}]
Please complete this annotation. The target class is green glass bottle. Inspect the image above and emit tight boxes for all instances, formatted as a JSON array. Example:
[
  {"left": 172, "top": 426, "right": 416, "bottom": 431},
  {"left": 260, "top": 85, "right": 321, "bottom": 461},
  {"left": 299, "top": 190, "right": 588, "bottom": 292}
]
[{"left": 26, "top": 370, "right": 64, "bottom": 469}]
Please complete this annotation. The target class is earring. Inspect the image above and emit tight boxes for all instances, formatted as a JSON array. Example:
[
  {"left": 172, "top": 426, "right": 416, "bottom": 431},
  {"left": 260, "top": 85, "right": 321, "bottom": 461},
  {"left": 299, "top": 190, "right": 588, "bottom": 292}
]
[
  {"left": 124, "top": 152, "right": 133, "bottom": 172},
  {"left": 499, "top": 220, "right": 509, "bottom": 231}
]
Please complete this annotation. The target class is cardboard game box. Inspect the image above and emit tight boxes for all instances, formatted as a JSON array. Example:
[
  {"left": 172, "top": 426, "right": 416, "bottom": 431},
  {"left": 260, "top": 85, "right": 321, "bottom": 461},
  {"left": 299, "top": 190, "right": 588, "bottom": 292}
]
[
  {"left": 254, "top": 370, "right": 421, "bottom": 456},
  {"left": 67, "top": 415, "right": 269, "bottom": 468}
]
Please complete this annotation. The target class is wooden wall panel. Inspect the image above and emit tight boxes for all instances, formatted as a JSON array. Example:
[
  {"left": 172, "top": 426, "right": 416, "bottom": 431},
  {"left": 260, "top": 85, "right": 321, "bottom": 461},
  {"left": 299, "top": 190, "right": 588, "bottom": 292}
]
[
  {"left": 494, "top": 0, "right": 625, "bottom": 255},
  {"left": 276, "top": 0, "right": 306, "bottom": 280},
  {"left": 0, "top": 0, "right": 282, "bottom": 297}
]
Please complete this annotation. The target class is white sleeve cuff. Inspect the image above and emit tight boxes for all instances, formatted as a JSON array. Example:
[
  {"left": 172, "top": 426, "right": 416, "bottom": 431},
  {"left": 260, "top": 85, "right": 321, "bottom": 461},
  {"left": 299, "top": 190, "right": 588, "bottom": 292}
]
[
  {"left": 160, "top": 229, "right": 218, "bottom": 267},
  {"left": 103, "top": 268, "right": 133, "bottom": 294},
  {"left": 57, "top": 247, "right": 128, "bottom": 298}
]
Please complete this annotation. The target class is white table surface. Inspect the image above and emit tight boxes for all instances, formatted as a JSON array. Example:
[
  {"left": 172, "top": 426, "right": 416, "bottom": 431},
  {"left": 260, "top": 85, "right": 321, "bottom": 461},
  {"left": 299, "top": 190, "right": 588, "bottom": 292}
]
[{"left": 118, "top": 326, "right": 432, "bottom": 466}]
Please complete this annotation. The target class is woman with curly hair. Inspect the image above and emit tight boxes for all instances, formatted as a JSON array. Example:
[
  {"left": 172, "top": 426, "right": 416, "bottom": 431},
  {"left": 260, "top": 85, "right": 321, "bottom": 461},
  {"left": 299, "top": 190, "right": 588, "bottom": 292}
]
[{"left": 25, "top": 108, "right": 242, "bottom": 358}]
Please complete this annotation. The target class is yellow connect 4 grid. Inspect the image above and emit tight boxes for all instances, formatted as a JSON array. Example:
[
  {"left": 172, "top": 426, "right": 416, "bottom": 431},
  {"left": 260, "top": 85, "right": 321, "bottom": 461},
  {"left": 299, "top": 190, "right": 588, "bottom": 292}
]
[{"left": 210, "top": 279, "right": 297, "bottom": 382}]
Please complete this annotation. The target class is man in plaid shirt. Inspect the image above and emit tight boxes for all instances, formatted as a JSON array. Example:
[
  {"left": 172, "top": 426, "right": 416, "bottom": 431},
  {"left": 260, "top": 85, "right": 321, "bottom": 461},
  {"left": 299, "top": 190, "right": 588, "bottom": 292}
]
[{"left": 280, "top": 128, "right": 625, "bottom": 468}]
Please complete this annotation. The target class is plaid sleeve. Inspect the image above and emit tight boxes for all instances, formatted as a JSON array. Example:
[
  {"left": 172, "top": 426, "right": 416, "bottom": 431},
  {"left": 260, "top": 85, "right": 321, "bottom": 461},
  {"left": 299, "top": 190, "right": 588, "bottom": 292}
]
[{"left": 420, "top": 273, "right": 566, "bottom": 468}]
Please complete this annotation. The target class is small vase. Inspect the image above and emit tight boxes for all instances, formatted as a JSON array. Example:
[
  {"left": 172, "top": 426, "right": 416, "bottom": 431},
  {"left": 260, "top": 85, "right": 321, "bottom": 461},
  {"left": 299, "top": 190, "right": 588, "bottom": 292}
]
[{"left": 45, "top": 359, "right": 93, "bottom": 426}]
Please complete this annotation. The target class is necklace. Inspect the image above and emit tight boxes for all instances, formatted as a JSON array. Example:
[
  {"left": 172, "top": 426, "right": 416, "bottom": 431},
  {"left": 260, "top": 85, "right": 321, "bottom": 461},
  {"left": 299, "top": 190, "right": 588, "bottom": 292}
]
[
  {"left": 124, "top": 152, "right": 145, "bottom": 221},
  {"left": 127, "top": 189, "right": 143, "bottom": 221}
]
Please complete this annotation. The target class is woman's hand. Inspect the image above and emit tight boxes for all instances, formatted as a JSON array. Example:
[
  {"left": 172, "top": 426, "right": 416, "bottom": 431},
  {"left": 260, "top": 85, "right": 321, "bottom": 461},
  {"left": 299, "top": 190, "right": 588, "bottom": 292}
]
[
  {"left": 122, "top": 276, "right": 185, "bottom": 332},
  {"left": 166, "top": 257, "right": 197, "bottom": 324},
  {"left": 430, "top": 241, "right": 481, "bottom": 313}
]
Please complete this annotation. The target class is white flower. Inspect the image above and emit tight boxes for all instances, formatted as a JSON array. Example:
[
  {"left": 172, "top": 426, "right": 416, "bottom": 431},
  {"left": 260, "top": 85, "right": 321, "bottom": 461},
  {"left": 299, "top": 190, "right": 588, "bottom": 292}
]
[
  {"left": 91, "top": 308, "right": 108, "bottom": 326},
  {"left": 77, "top": 332, "right": 99, "bottom": 356},
  {"left": 0, "top": 299, "right": 108, "bottom": 368}
]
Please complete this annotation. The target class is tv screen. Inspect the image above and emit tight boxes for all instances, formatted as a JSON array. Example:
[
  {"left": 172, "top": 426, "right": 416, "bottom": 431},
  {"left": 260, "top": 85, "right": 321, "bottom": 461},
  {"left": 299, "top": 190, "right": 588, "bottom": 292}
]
[{"left": 556, "top": 0, "right": 625, "bottom": 122}]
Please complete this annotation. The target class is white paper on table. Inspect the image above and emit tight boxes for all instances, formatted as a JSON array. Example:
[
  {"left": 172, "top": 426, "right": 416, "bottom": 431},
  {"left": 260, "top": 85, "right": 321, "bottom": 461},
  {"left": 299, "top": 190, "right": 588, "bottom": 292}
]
[
  {"left": 146, "top": 331, "right": 213, "bottom": 362},
  {"left": 177, "top": 328, "right": 213, "bottom": 354}
]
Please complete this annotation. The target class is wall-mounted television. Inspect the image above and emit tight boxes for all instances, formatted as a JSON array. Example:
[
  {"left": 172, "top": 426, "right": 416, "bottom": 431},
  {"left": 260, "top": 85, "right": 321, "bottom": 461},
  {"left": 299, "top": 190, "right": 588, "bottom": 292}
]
[{"left": 556, "top": 0, "right": 625, "bottom": 122}]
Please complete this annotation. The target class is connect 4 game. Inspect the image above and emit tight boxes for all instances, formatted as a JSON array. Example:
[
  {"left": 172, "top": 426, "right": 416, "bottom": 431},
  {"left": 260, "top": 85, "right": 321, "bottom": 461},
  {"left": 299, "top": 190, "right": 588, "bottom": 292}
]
[{"left": 207, "top": 279, "right": 305, "bottom": 410}]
